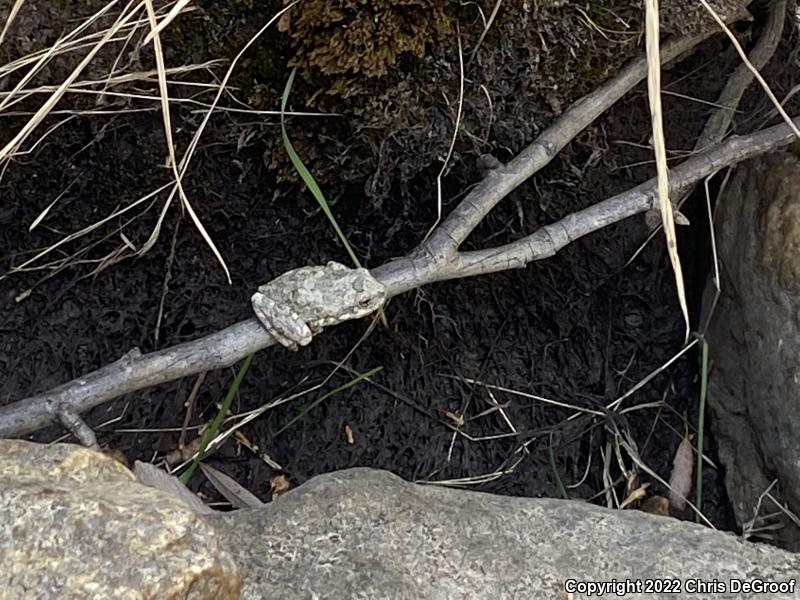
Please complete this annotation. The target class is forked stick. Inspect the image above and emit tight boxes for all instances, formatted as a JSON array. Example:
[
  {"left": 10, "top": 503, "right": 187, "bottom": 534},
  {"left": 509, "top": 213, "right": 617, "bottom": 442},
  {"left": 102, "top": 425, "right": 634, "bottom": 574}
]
[
  {"left": 2, "top": 117, "right": 797, "bottom": 437},
  {"left": 2, "top": 25, "right": 796, "bottom": 437}
]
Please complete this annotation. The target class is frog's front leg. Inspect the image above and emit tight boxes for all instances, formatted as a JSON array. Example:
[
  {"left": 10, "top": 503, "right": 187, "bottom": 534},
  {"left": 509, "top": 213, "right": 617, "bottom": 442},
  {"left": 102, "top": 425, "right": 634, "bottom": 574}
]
[{"left": 251, "top": 292, "right": 313, "bottom": 350}]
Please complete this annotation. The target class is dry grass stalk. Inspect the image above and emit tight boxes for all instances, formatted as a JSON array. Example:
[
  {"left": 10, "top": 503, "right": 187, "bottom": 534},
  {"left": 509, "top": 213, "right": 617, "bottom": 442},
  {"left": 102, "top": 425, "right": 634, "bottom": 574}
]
[
  {"left": 0, "top": 2, "right": 312, "bottom": 286},
  {"left": 468, "top": 0, "right": 503, "bottom": 62},
  {"left": 700, "top": 0, "right": 800, "bottom": 140},
  {"left": 644, "top": 0, "right": 689, "bottom": 340},
  {"left": 0, "top": 0, "right": 132, "bottom": 163},
  {"left": 135, "top": 1, "right": 300, "bottom": 283},
  {"left": 142, "top": 0, "right": 192, "bottom": 45},
  {"left": 142, "top": 0, "right": 231, "bottom": 281},
  {"left": 426, "top": 25, "right": 464, "bottom": 240},
  {"left": 0, "top": 0, "right": 27, "bottom": 45}
]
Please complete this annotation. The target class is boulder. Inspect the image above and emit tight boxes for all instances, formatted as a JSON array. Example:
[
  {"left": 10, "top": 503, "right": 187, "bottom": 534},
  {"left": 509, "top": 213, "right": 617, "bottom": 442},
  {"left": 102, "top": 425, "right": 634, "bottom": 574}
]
[
  {"left": 0, "top": 440, "right": 240, "bottom": 599},
  {"left": 210, "top": 468, "right": 800, "bottom": 599},
  {"left": 703, "top": 151, "right": 800, "bottom": 549}
]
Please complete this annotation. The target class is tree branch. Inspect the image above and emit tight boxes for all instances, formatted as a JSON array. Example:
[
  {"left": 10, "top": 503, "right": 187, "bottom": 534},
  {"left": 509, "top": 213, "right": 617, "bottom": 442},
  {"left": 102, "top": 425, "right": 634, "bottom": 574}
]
[
  {"left": 694, "top": 0, "right": 785, "bottom": 152},
  {"left": 424, "top": 31, "right": 711, "bottom": 258},
  {"left": 4, "top": 22, "right": 795, "bottom": 438},
  {"left": 450, "top": 117, "right": 800, "bottom": 279},
  {"left": 2, "top": 117, "right": 797, "bottom": 438}
]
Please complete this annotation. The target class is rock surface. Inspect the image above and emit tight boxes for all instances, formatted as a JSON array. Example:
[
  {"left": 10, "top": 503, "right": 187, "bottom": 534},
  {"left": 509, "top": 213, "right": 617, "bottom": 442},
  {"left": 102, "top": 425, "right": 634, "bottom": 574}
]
[
  {"left": 0, "top": 440, "right": 240, "bottom": 599},
  {"left": 210, "top": 468, "right": 800, "bottom": 599},
  {"left": 703, "top": 151, "right": 800, "bottom": 550}
]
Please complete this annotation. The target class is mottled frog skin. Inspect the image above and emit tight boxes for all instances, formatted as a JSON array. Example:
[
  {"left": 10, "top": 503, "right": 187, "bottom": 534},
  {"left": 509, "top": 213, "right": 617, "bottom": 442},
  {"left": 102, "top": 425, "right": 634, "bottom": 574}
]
[{"left": 251, "top": 261, "right": 386, "bottom": 349}]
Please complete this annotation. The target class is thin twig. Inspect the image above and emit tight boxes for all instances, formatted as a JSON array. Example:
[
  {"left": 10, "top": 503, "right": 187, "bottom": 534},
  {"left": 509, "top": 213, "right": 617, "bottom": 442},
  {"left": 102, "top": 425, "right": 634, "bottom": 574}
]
[
  {"left": 632, "top": 0, "right": 784, "bottom": 263},
  {"left": 467, "top": 0, "right": 503, "bottom": 63},
  {"left": 425, "top": 23, "right": 464, "bottom": 240},
  {"left": 376, "top": 117, "right": 800, "bottom": 288}
]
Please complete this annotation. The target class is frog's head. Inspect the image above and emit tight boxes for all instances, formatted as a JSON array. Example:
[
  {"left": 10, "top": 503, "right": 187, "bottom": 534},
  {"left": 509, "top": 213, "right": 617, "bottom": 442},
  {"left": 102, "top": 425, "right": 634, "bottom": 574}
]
[{"left": 326, "top": 264, "right": 386, "bottom": 321}]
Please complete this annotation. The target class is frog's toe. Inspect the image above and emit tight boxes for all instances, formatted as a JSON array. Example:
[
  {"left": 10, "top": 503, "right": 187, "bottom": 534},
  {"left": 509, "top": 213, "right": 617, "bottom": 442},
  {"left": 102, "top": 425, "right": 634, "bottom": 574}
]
[
  {"left": 275, "top": 318, "right": 313, "bottom": 348},
  {"left": 251, "top": 293, "right": 313, "bottom": 349},
  {"left": 268, "top": 327, "right": 302, "bottom": 351},
  {"left": 263, "top": 318, "right": 312, "bottom": 349}
]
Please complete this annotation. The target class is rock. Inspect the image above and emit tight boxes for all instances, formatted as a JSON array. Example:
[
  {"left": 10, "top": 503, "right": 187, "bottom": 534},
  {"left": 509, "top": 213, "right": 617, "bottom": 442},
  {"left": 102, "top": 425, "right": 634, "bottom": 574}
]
[
  {"left": 702, "top": 151, "right": 800, "bottom": 550},
  {"left": 0, "top": 440, "right": 240, "bottom": 599},
  {"left": 210, "top": 468, "right": 800, "bottom": 599}
]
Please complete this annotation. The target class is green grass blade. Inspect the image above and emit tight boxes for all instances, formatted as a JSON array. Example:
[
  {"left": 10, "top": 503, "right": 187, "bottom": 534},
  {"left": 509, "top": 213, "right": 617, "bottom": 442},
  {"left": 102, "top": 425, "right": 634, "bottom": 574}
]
[
  {"left": 179, "top": 353, "right": 254, "bottom": 484},
  {"left": 280, "top": 68, "right": 360, "bottom": 268},
  {"left": 548, "top": 431, "right": 570, "bottom": 499},
  {"left": 273, "top": 366, "right": 382, "bottom": 436}
]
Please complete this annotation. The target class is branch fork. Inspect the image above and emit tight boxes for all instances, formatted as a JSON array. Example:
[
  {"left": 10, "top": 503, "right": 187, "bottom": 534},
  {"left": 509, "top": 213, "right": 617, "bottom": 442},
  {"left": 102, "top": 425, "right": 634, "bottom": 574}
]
[{"left": 2, "top": 25, "right": 798, "bottom": 437}]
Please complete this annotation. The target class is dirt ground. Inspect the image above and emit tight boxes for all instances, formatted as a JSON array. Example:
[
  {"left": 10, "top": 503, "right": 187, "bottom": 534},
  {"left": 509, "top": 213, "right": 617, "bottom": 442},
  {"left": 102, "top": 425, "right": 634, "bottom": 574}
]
[{"left": 1, "top": 1, "right": 796, "bottom": 528}]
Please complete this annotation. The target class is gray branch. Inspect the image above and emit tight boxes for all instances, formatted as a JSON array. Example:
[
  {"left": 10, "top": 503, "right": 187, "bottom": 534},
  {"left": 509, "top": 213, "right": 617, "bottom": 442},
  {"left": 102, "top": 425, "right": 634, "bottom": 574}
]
[
  {"left": 424, "top": 31, "right": 711, "bottom": 257},
  {"left": 3, "top": 118, "right": 796, "bottom": 438},
  {"left": 2, "top": 25, "right": 795, "bottom": 437},
  {"left": 447, "top": 118, "right": 800, "bottom": 279},
  {"left": 694, "top": 0, "right": 786, "bottom": 153}
]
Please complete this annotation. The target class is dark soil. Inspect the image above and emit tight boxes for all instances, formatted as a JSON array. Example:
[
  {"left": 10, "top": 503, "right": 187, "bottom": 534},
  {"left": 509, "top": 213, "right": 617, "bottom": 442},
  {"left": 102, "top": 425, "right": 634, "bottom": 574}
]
[{"left": 1, "top": 0, "right": 795, "bottom": 529}]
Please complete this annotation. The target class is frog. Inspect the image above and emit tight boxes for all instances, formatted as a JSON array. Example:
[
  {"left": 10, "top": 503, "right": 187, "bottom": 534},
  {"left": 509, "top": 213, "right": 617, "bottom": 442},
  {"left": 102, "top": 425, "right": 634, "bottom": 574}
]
[{"left": 251, "top": 261, "right": 386, "bottom": 350}]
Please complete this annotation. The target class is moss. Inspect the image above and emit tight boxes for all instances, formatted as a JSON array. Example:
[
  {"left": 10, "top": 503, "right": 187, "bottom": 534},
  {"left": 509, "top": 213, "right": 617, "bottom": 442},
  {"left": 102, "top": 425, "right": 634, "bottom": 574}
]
[
  {"left": 282, "top": 0, "right": 452, "bottom": 77},
  {"left": 254, "top": 0, "right": 752, "bottom": 203}
]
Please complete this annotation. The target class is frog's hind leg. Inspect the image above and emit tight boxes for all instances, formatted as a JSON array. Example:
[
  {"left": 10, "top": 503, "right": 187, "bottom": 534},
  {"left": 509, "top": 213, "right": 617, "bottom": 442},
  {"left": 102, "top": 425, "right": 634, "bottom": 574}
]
[{"left": 251, "top": 294, "right": 313, "bottom": 350}]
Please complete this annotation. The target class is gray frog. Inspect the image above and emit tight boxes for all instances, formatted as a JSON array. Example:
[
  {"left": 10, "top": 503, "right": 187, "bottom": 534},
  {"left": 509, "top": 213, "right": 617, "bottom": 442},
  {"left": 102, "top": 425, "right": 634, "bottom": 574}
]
[{"left": 251, "top": 261, "right": 386, "bottom": 350}]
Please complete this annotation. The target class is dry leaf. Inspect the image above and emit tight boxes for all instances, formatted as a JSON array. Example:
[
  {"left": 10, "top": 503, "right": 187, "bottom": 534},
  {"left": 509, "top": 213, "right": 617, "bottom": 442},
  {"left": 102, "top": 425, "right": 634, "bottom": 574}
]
[
  {"left": 270, "top": 473, "right": 290, "bottom": 500},
  {"left": 134, "top": 461, "right": 213, "bottom": 515},
  {"left": 200, "top": 463, "right": 264, "bottom": 508},
  {"left": 345, "top": 424, "right": 355, "bottom": 445},
  {"left": 624, "top": 472, "right": 639, "bottom": 497},
  {"left": 277, "top": 0, "right": 293, "bottom": 32},
  {"left": 668, "top": 433, "right": 694, "bottom": 511},
  {"left": 620, "top": 482, "right": 650, "bottom": 509},
  {"left": 165, "top": 436, "right": 203, "bottom": 466},
  {"left": 234, "top": 430, "right": 258, "bottom": 453},
  {"left": 641, "top": 495, "right": 670, "bottom": 517}
]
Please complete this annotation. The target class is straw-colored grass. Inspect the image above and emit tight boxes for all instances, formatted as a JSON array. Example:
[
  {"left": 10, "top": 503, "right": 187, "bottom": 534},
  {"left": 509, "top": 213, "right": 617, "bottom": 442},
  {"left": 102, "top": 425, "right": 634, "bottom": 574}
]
[
  {"left": 0, "top": 0, "right": 319, "bottom": 287},
  {"left": 644, "top": 0, "right": 689, "bottom": 340}
]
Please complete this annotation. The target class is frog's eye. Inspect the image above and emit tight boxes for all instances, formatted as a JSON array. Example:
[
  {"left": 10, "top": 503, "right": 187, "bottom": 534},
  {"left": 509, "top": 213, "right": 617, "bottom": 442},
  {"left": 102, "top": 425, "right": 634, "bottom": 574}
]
[{"left": 358, "top": 297, "right": 371, "bottom": 308}]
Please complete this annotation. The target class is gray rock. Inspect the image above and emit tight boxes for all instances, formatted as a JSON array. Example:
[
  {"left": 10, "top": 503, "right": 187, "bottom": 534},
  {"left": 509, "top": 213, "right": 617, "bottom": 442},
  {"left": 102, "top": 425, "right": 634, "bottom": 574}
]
[
  {"left": 210, "top": 468, "right": 800, "bottom": 599},
  {"left": 0, "top": 440, "right": 240, "bottom": 599},
  {"left": 703, "top": 151, "right": 800, "bottom": 549}
]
